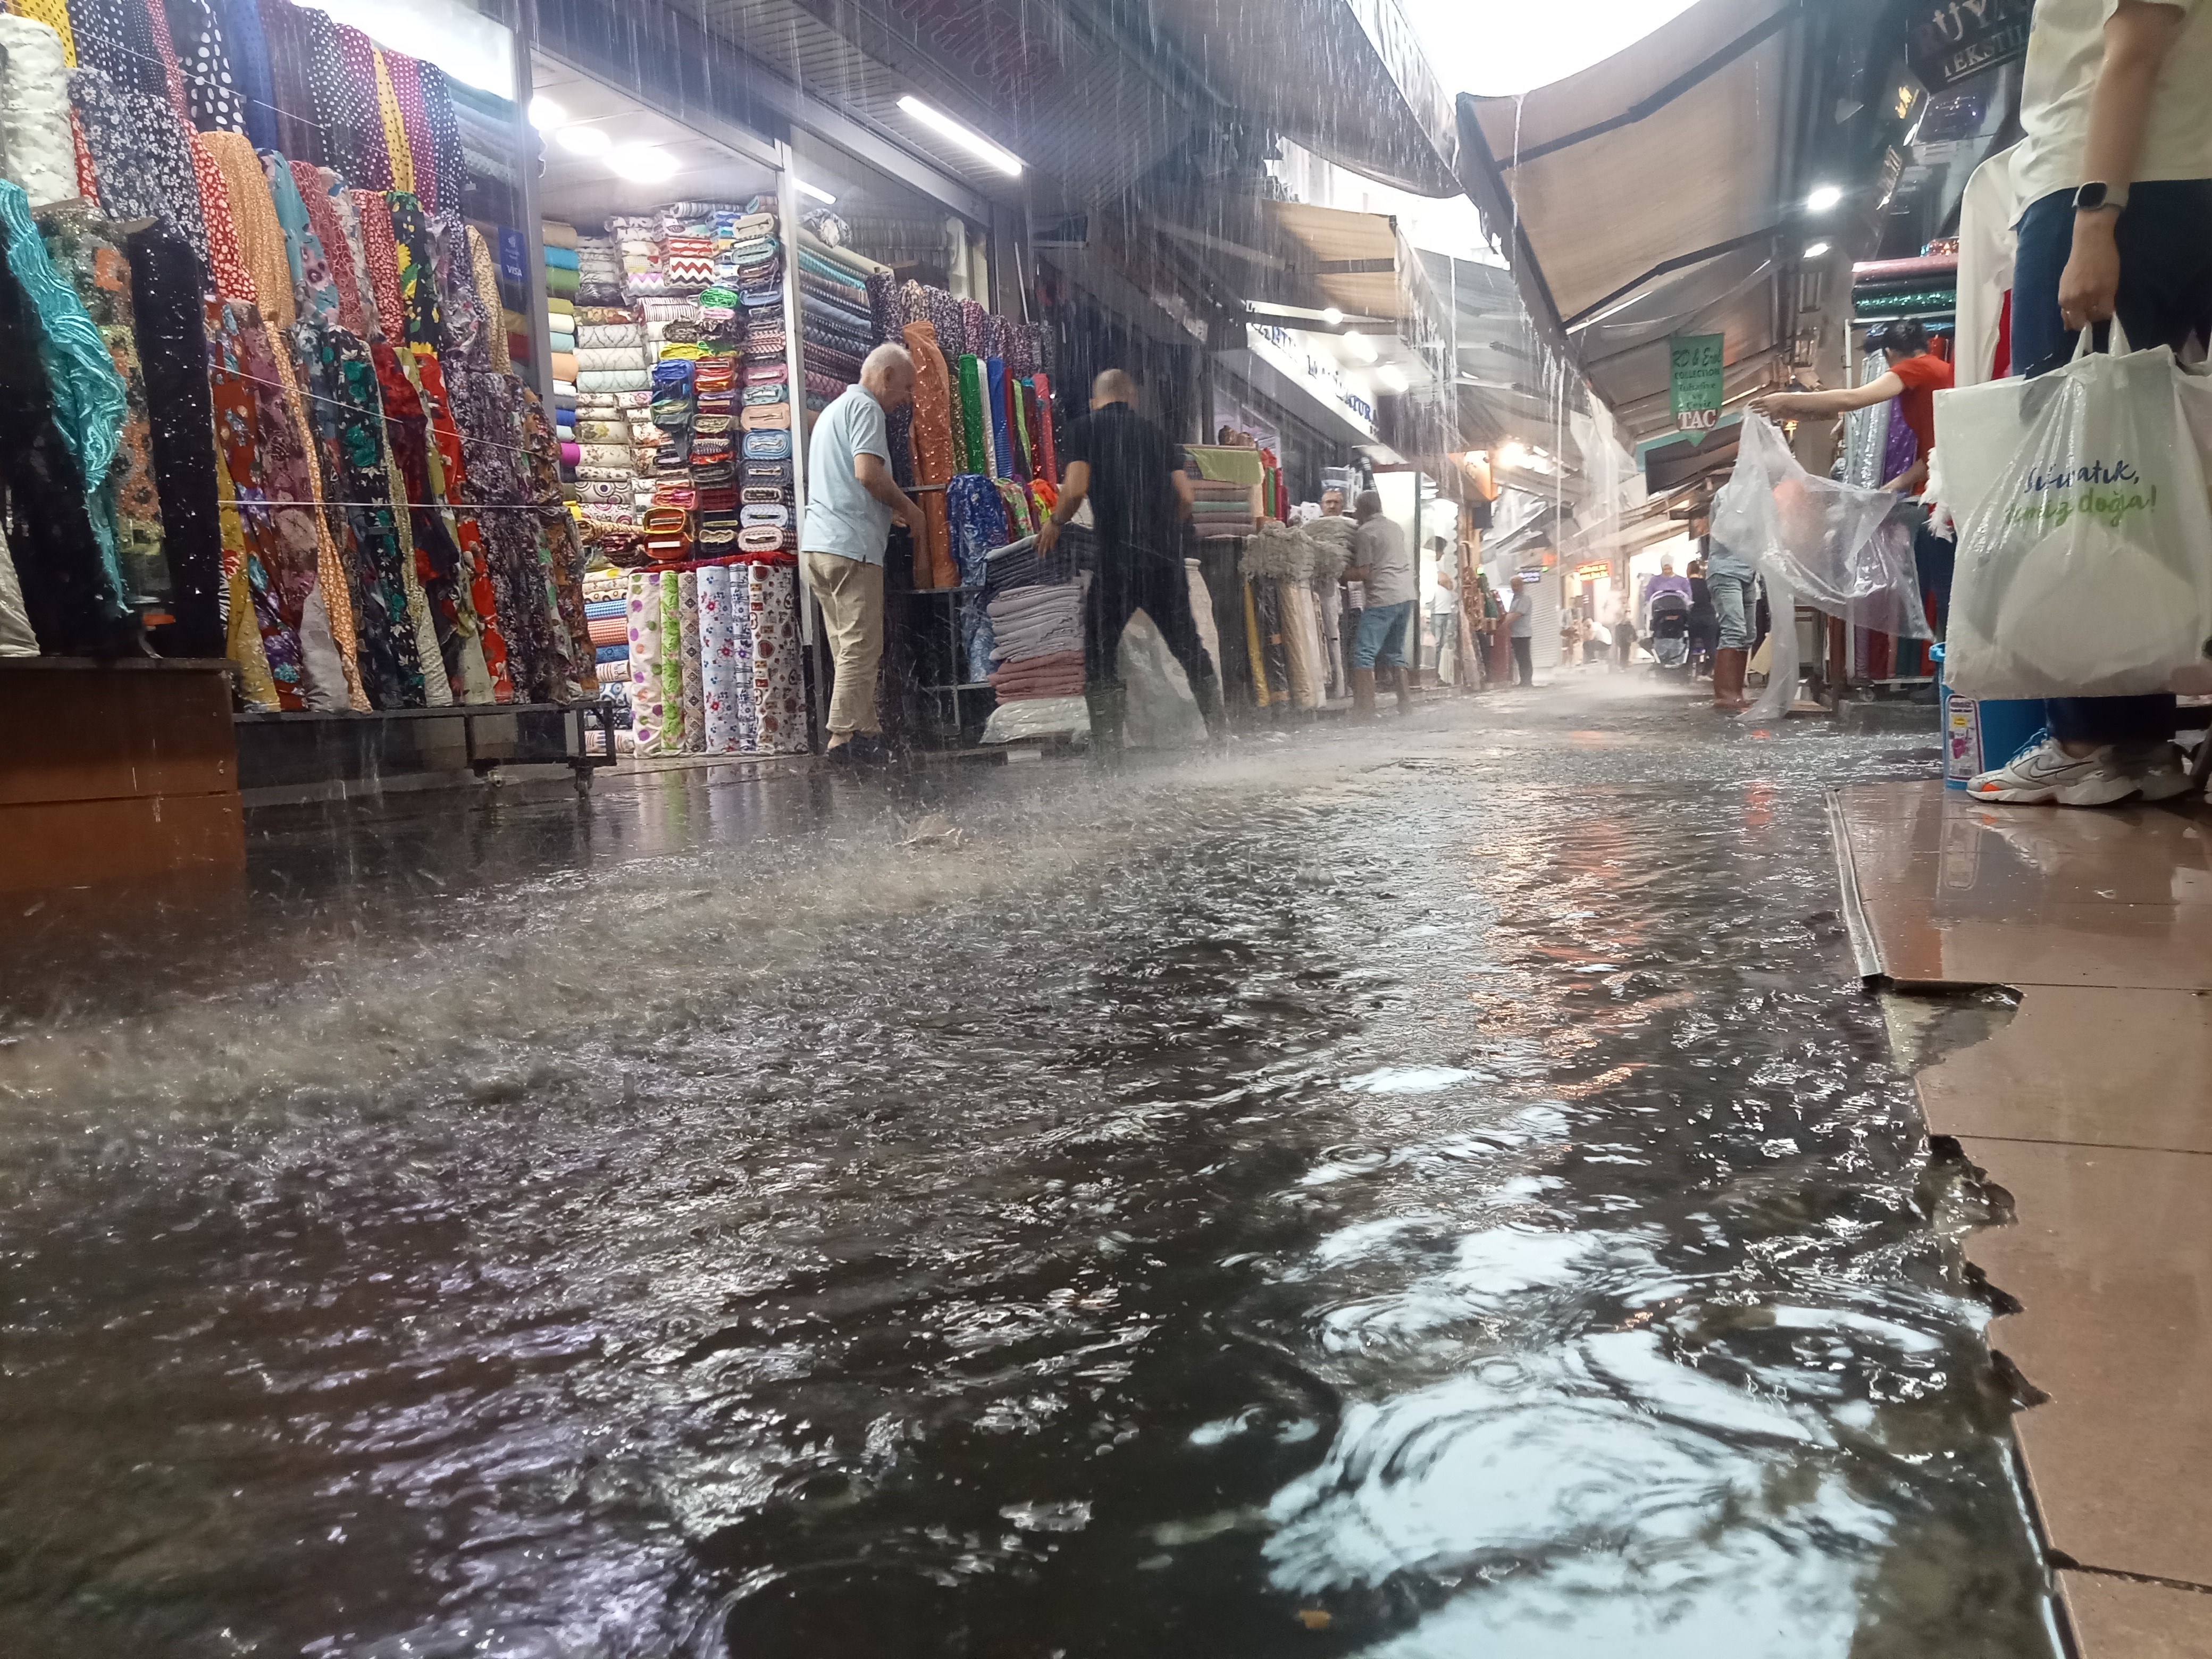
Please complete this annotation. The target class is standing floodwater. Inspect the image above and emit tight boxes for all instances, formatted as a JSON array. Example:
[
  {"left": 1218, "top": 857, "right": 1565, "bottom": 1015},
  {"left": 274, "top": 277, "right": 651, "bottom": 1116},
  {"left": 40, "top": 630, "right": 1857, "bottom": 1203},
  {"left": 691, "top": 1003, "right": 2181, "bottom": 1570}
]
[{"left": 0, "top": 687, "right": 2057, "bottom": 1658}]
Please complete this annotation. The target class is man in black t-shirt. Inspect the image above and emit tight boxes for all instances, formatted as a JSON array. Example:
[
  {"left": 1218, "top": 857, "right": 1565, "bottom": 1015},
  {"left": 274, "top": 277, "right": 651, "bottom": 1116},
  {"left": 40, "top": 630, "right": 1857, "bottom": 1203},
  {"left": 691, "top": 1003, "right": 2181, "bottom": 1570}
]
[{"left": 1038, "top": 370, "right": 1224, "bottom": 754}]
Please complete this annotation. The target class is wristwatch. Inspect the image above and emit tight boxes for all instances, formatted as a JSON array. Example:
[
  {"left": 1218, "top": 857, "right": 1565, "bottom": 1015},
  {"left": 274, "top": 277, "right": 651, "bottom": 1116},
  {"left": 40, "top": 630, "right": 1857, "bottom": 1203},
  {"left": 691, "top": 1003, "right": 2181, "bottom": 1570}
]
[{"left": 2074, "top": 181, "right": 2129, "bottom": 214}]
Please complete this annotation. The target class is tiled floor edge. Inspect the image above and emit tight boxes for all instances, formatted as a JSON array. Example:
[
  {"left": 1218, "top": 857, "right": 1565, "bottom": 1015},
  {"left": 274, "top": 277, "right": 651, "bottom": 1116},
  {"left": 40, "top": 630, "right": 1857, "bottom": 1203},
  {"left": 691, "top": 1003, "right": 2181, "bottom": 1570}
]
[{"left": 1825, "top": 789, "right": 1886, "bottom": 984}]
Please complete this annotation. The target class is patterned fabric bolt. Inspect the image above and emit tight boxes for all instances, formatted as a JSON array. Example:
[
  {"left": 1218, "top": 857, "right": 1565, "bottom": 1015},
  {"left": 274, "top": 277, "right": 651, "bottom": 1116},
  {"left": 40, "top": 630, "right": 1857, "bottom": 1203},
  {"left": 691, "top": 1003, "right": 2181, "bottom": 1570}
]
[
  {"left": 749, "top": 561, "right": 806, "bottom": 752},
  {"left": 901, "top": 320, "right": 956, "bottom": 589},
  {"left": 676, "top": 568, "right": 706, "bottom": 750},
  {"left": 657, "top": 568, "right": 684, "bottom": 749},
  {"left": 698, "top": 563, "right": 738, "bottom": 752},
  {"left": 627, "top": 568, "right": 663, "bottom": 752}
]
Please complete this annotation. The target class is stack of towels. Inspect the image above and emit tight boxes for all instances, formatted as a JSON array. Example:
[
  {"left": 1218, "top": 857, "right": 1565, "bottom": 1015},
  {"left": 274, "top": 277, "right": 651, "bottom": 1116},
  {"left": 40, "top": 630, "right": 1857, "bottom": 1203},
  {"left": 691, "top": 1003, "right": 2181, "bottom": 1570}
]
[
  {"left": 986, "top": 582, "right": 1086, "bottom": 700},
  {"left": 1189, "top": 477, "right": 1256, "bottom": 537}
]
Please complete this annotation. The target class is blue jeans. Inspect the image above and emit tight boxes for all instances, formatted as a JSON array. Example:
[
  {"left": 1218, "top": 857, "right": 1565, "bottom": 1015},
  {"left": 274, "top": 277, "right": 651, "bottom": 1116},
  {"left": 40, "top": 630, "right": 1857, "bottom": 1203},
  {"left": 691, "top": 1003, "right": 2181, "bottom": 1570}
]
[
  {"left": 1353, "top": 600, "right": 1415, "bottom": 669},
  {"left": 2013, "top": 181, "right": 2212, "bottom": 745},
  {"left": 1707, "top": 569, "right": 1756, "bottom": 650}
]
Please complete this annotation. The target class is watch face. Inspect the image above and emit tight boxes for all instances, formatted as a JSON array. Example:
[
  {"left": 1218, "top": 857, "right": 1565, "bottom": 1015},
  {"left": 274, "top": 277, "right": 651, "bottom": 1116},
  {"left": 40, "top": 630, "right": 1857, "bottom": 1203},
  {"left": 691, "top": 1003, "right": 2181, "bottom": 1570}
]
[{"left": 2077, "top": 182, "right": 2109, "bottom": 210}]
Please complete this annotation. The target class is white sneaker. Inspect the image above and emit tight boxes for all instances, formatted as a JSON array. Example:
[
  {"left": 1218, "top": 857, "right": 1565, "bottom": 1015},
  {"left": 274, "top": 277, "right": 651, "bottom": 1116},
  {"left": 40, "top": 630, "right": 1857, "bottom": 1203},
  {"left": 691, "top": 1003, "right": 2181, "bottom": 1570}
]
[{"left": 1968, "top": 738, "right": 2143, "bottom": 806}]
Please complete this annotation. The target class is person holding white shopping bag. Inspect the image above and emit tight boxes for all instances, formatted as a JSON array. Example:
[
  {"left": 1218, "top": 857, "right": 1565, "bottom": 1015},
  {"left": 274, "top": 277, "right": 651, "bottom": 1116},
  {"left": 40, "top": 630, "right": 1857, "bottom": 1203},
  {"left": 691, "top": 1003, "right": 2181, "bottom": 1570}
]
[{"left": 1966, "top": 0, "right": 2212, "bottom": 805}]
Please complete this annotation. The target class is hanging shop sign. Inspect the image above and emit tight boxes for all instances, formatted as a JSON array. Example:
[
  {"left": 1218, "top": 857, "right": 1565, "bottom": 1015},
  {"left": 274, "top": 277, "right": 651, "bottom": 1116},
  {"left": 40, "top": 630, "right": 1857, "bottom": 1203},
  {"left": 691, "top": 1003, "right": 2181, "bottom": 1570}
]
[
  {"left": 1669, "top": 333, "right": 1724, "bottom": 442},
  {"left": 1248, "top": 323, "right": 1381, "bottom": 441},
  {"left": 1906, "top": 0, "right": 2033, "bottom": 93},
  {"left": 1574, "top": 561, "right": 1612, "bottom": 582}
]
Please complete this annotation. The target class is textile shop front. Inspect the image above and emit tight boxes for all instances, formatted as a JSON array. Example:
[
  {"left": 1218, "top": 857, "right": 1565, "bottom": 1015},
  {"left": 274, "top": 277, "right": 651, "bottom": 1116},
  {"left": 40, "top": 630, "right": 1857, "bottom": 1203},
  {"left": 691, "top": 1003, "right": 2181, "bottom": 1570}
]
[
  {"left": 523, "top": 3, "right": 1067, "bottom": 762},
  {"left": 0, "top": 0, "right": 600, "bottom": 828}
]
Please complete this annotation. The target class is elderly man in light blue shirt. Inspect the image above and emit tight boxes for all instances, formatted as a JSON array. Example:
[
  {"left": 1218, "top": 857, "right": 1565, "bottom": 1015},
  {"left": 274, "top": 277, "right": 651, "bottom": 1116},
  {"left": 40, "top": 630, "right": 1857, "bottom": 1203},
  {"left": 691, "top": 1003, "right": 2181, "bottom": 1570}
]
[{"left": 801, "top": 344, "right": 923, "bottom": 763}]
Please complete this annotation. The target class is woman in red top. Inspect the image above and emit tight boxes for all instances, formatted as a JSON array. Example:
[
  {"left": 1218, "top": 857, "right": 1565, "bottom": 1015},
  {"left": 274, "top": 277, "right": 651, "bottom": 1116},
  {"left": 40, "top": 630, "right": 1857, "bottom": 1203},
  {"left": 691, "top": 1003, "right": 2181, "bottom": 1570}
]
[{"left": 1754, "top": 319, "right": 1953, "bottom": 492}]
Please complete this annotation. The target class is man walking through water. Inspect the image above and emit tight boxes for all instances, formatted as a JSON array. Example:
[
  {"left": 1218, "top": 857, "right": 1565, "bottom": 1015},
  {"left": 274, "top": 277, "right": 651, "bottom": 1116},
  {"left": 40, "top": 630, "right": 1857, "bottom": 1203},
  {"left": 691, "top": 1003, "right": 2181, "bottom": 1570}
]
[{"left": 1038, "top": 370, "right": 1226, "bottom": 758}]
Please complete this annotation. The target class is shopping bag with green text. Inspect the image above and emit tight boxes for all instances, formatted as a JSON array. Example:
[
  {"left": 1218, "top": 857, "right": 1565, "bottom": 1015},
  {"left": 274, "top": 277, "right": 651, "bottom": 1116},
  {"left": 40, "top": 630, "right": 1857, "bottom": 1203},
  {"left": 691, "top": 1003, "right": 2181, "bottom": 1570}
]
[{"left": 1939, "top": 326, "right": 2212, "bottom": 699}]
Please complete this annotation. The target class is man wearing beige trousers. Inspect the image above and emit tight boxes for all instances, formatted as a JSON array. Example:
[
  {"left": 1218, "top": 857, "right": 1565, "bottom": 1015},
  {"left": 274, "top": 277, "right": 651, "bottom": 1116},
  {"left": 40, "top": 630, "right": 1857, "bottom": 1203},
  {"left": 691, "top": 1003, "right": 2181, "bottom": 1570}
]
[{"left": 801, "top": 344, "right": 923, "bottom": 765}]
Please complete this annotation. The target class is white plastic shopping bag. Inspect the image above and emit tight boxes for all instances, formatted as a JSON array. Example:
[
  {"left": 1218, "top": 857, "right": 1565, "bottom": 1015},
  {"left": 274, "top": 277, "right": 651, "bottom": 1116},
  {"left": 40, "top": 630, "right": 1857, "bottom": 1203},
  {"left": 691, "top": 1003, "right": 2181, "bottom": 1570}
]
[{"left": 1939, "top": 324, "right": 2212, "bottom": 699}]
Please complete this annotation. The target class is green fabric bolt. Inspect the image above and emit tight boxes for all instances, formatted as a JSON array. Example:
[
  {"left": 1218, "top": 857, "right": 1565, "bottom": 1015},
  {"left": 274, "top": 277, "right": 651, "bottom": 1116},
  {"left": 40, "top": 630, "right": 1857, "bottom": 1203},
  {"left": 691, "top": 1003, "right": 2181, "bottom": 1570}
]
[
  {"left": 659, "top": 570, "right": 685, "bottom": 749},
  {"left": 1011, "top": 376, "right": 1033, "bottom": 479},
  {"left": 957, "top": 354, "right": 988, "bottom": 475},
  {"left": 1, "top": 180, "right": 130, "bottom": 617}
]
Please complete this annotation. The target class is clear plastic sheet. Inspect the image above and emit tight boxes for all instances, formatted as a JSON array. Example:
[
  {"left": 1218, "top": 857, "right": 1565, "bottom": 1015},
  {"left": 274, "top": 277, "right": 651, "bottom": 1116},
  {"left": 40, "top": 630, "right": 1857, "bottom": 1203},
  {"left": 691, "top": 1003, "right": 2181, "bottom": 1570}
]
[{"left": 1711, "top": 414, "right": 1928, "bottom": 720}]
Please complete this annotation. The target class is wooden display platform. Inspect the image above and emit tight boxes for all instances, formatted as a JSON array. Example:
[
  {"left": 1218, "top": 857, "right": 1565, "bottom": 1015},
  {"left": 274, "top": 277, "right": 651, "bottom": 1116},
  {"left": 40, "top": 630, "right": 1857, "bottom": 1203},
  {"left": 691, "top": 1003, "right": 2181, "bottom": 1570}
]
[{"left": 0, "top": 657, "right": 244, "bottom": 892}]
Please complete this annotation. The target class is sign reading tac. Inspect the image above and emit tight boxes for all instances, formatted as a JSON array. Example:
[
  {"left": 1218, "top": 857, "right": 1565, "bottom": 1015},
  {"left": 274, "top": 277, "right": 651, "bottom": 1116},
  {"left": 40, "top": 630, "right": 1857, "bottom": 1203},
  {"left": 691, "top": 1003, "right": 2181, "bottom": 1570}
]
[{"left": 1669, "top": 334, "right": 1724, "bottom": 442}]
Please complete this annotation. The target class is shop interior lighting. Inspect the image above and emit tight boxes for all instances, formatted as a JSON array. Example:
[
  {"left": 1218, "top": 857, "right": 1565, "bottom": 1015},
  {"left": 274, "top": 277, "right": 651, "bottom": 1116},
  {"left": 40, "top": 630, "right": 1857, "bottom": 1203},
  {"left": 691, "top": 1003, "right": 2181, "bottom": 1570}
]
[
  {"left": 1496, "top": 440, "right": 1529, "bottom": 471},
  {"left": 608, "top": 143, "right": 679, "bottom": 183},
  {"left": 527, "top": 94, "right": 566, "bottom": 130},
  {"left": 1804, "top": 241, "right": 1831, "bottom": 258},
  {"left": 1322, "top": 307, "right": 1344, "bottom": 326},
  {"left": 796, "top": 180, "right": 838, "bottom": 206},
  {"left": 556, "top": 124, "right": 612, "bottom": 158},
  {"left": 1375, "top": 364, "right": 1410, "bottom": 393},
  {"left": 1806, "top": 184, "right": 1844, "bottom": 213},
  {"left": 897, "top": 96, "right": 1025, "bottom": 176},
  {"left": 1340, "top": 330, "right": 1379, "bottom": 363}
]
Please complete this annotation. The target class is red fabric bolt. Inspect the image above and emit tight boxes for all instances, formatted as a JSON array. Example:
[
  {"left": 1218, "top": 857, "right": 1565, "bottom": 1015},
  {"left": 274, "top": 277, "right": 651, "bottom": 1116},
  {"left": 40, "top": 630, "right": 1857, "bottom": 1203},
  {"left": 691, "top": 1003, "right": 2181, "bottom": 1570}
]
[{"left": 352, "top": 190, "right": 404, "bottom": 341}]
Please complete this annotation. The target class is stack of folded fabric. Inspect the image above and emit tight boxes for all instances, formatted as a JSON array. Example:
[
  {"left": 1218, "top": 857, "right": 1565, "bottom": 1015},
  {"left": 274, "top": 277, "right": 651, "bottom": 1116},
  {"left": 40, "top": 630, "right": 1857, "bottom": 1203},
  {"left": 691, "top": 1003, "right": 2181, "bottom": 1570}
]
[
  {"left": 987, "top": 582, "right": 1086, "bottom": 700},
  {"left": 576, "top": 233, "right": 625, "bottom": 306},
  {"left": 693, "top": 351, "right": 740, "bottom": 555},
  {"left": 609, "top": 216, "right": 661, "bottom": 299},
  {"left": 1190, "top": 477, "right": 1258, "bottom": 537},
  {"left": 797, "top": 226, "right": 884, "bottom": 416},
  {"left": 647, "top": 356, "right": 697, "bottom": 564},
  {"left": 571, "top": 297, "right": 652, "bottom": 530},
  {"left": 544, "top": 219, "right": 581, "bottom": 402},
  {"left": 734, "top": 195, "right": 797, "bottom": 553}
]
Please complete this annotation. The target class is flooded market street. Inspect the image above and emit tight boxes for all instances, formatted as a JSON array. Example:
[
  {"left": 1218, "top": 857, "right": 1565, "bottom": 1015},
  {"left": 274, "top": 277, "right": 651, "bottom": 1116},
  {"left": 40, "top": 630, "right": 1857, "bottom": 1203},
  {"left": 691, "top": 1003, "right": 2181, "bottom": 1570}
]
[{"left": 0, "top": 686, "right": 2060, "bottom": 1658}]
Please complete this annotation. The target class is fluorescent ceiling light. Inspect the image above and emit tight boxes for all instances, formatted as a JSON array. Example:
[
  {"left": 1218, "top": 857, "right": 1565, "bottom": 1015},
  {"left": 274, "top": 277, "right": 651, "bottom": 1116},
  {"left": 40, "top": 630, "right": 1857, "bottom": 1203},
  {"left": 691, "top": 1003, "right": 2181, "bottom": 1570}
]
[
  {"left": 607, "top": 144, "right": 678, "bottom": 183},
  {"left": 1807, "top": 184, "right": 1843, "bottom": 213},
  {"left": 796, "top": 180, "right": 838, "bottom": 206},
  {"left": 1376, "top": 364, "right": 1410, "bottom": 393},
  {"left": 1322, "top": 307, "right": 1344, "bottom": 326},
  {"left": 527, "top": 95, "right": 566, "bottom": 131},
  {"left": 1804, "top": 241, "right": 1831, "bottom": 258},
  {"left": 556, "top": 124, "right": 611, "bottom": 158},
  {"left": 898, "top": 95, "right": 1024, "bottom": 176},
  {"left": 1496, "top": 440, "right": 1528, "bottom": 471},
  {"left": 1341, "top": 330, "right": 1379, "bottom": 363}
]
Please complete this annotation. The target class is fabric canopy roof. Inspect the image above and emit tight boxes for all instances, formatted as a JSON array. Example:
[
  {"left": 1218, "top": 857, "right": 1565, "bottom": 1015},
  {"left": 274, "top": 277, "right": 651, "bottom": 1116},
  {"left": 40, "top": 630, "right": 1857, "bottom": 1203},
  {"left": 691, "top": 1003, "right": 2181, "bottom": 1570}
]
[{"left": 1454, "top": 0, "right": 1824, "bottom": 449}]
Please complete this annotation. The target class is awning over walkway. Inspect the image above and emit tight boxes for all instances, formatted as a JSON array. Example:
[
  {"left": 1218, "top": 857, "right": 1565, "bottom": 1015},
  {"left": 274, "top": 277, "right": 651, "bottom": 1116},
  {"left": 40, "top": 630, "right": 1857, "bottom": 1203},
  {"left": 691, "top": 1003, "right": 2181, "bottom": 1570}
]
[{"left": 1454, "top": 0, "right": 1837, "bottom": 450}]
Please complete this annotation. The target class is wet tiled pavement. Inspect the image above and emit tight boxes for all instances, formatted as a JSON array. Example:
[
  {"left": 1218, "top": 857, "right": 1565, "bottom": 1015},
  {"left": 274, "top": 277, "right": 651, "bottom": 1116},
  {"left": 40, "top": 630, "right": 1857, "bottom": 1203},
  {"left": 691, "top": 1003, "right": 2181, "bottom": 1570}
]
[{"left": 1834, "top": 781, "right": 2212, "bottom": 1655}]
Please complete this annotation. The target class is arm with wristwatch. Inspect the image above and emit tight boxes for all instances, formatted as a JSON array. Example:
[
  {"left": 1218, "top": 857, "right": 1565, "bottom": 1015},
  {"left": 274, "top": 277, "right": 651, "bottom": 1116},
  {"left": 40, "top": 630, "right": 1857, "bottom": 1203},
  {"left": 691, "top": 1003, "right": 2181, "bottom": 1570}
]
[{"left": 2060, "top": 0, "right": 2190, "bottom": 331}]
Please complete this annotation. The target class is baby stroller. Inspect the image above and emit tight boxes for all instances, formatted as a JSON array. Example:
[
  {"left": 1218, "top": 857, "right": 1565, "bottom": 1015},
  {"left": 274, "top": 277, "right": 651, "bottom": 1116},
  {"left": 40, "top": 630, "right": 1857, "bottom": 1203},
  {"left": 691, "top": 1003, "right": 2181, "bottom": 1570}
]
[{"left": 1645, "top": 591, "right": 1692, "bottom": 677}]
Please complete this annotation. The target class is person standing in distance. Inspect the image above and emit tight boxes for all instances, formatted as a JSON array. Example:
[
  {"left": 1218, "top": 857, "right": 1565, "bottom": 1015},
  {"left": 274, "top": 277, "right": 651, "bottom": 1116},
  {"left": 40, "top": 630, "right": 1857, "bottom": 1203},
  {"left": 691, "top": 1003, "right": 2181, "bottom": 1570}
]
[
  {"left": 1038, "top": 370, "right": 1225, "bottom": 756},
  {"left": 1345, "top": 490, "right": 1416, "bottom": 718},
  {"left": 1966, "top": 0, "right": 2212, "bottom": 805},
  {"left": 1506, "top": 575, "right": 1536, "bottom": 688},
  {"left": 800, "top": 344, "right": 923, "bottom": 766}
]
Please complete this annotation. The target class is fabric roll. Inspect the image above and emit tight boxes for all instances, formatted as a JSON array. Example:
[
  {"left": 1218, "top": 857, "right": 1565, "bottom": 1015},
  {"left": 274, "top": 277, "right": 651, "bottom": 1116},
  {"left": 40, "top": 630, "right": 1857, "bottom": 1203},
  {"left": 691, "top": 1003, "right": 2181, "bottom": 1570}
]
[
  {"left": 956, "top": 354, "right": 988, "bottom": 475},
  {"left": 1279, "top": 581, "right": 1321, "bottom": 709},
  {"left": 901, "top": 319, "right": 956, "bottom": 590},
  {"left": 205, "top": 0, "right": 275, "bottom": 148},
  {"left": 748, "top": 561, "right": 805, "bottom": 752},
  {"left": 124, "top": 222, "right": 222, "bottom": 655},
  {"left": 199, "top": 129, "right": 291, "bottom": 328},
  {"left": 698, "top": 562, "right": 738, "bottom": 751},
  {"left": 3, "top": 18, "right": 85, "bottom": 207},
  {"left": 656, "top": 567, "right": 684, "bottom": 749},
  {"left": 985, "top": 356, "right": 1012, "bottom": 479},
  {"left": 675, "top": 567, "right": 706, "bottom": 750},
  {"left": 254, "top": 0, "right": 317, "bottom": 161},
  {"left": 627, "top": 568, "right": 664, "bottom": 752}
]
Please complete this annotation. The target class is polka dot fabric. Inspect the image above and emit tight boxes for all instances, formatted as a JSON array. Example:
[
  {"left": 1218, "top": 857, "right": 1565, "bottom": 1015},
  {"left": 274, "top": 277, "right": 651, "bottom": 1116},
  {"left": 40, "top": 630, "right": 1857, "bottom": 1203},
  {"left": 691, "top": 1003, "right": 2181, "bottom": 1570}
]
[
  {"left": 166, "top": 0, "right": 246, "bottom": 132},
  {"left": 330, "top": 25, "right": 388, "bottom": 188}
]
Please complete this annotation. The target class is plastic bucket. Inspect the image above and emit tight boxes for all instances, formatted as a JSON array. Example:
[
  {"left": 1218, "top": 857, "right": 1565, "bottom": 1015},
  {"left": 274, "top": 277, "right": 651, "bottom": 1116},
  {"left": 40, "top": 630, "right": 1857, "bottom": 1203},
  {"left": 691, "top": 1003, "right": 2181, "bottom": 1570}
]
[{"left": 1935, "top": 646, "right": 2043, "bottom": 788}]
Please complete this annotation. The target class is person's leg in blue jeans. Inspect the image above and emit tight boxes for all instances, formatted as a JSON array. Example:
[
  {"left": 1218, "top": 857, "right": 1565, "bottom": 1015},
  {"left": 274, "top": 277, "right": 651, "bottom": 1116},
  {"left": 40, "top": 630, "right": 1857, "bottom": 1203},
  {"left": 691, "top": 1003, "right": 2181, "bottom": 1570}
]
[{"left": 2007, "top": 182, "right": 2212, "bottom": 759}]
